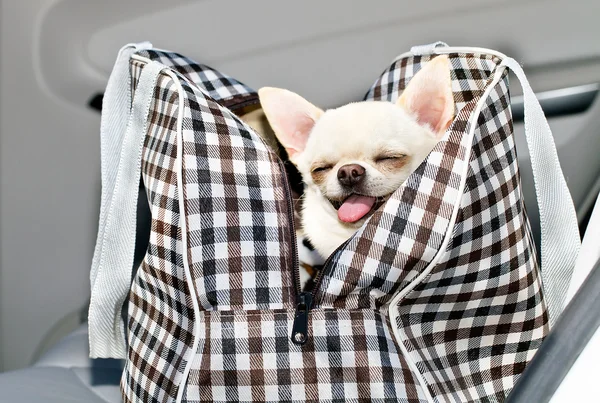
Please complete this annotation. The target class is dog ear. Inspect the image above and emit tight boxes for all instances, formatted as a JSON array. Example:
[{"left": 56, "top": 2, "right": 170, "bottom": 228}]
[
  {"left": 258, "top": 87, "right": 323, "bottom": 160},
  {"left": 397, "top": 55, "right": 454, "bottom": 138}
]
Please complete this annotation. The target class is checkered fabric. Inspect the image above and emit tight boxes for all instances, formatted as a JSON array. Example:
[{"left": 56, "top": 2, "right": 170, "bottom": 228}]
[
  {"left": 365, "top": 53, "right": 498, "bottom": 113},
  {"left": 119, "top": 48, "right": 547, "bottom": 403},
  {"left": 396, "top": 77, "right": 546, "bottom": 402},
  {"left": 177, "top": 76, "right": 295, "bottom": 312},
  {"left": 135, "top": 49, "right": 258, "bottom": 112},
  {"left": 352, "top": 53, "right": 544, "bottom": 401},
  {"left": 121, "top": 73, "right": 195, "bottom": 403},
  {"left": 181, "top": 309, "right": 426, "bottom": 402},
  {"left": 316, "top": 53, "right": 502, "bottom": 311},
  {"left": 176, "top": 77, "right": 426, "bottom": 403}
]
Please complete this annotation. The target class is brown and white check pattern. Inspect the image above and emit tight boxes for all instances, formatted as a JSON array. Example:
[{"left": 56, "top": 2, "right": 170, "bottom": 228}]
[
  {"left": 178, "top": 78, "right": 296, "bottom": 312},
  {"left": 399, "top": 78, "right": 546, "bottom": 401},
  {"left": 181, "top": 309, "right": 427, "bottom": 402},
  {"left": 316, "top": 53, "right": 502, "bottom": 310},
  {"left": 359, "top": 53, "right": 547, "bottom": 401},
  {"left": 119, "top": 48, "right": 547, "bottom": 403},
  {"left": 177, "top": 78, "right": 427, "bottom": 402},
  {"left": 136, "top": 49, "right": 258, "bottom": 112},
  {"left": 121, "top": 73, "right": 195, "bottom": 403},
  {"left": 365, "top": 52, "right": 499, "bottom": 113}
]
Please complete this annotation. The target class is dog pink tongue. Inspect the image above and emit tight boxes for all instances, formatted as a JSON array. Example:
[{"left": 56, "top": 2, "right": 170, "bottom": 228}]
[{"left": 337, "top": 195, "right": 377, "bottom": 223}]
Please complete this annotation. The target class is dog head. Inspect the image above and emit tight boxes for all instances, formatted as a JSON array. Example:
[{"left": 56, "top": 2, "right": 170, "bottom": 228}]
[{"left": 259, "top": 56, "right": 454, "bottom": 255}]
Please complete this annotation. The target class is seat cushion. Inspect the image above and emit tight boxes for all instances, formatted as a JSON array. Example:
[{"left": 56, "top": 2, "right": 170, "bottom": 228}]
[
  {"left": 0, "top": 324, "right": 123, "bottom": 403},
  {"left": 34, "top": 324, "right": 122, "bottom": 371},
  {"left": 0, "top": 367, "right": 121, "bottom": 403}
]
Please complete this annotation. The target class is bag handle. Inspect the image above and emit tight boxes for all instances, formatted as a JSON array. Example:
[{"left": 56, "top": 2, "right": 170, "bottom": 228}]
[
  {"left": 88, "top": 43, "right": 165, "bottom": 358},
  {"left": 500, "top": 57, "right": 581, "bottom": 328}
]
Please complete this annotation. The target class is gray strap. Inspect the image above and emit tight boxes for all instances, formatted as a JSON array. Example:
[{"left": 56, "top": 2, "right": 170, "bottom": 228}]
[
  {"left": 89, "top": 46, "right": 164, "bottom": 358},
  {"left": 90, "top": 42, "right": 150, "bottom": 289},
  {"left": 500, "top": 58, "right": 581, "bottom": 328}
]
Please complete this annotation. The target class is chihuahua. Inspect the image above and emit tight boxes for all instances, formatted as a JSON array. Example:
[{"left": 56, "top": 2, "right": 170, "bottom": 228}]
[{"left": 257, "top": 55, "right": 454, "bottom": 258}]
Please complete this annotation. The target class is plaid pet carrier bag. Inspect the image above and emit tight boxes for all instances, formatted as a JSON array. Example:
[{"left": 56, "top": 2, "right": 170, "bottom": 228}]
[{"left": 88, "top": 42, "right": 581, "bottom": 402}]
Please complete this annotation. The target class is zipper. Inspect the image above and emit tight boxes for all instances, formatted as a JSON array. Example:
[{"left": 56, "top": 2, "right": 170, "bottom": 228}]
[
  {"left": 290, "top": 239, "right": 347, "bottom": 345},
  {"left": 277, "top": 158, "right": 301, "bottom": 297},
  {"left": 277, "top": 157, "right": 348, "bottom": 346},
  {"left": 277, "top": 156, "right": 335, "bottom": 346},
  {"left": 276, "top": 158, "right": 307, "bottom": 345},
  {"left": 291, "top": 292, "right": 312, "bottom": 345}
]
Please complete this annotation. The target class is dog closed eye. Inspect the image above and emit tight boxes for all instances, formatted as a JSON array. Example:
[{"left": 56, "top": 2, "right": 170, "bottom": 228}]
[
  {"left": 310, "top": 164, "right": 333, "bottom": 184},
  {"left": 311, "top": 164, "right": 333, "bottom": 173},
  {"left": 374, "top": 154, "right": 409, "bottom": 170},
  {"left": 374, "top": 154, "right": 406, "bottom": 163}
]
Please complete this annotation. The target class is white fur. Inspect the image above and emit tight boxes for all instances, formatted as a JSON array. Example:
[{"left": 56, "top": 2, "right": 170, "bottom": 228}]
[
  {"left": 294, "top": 102, "right": 440, "bottom": 257},
  {"left": 259, "top": 56, "right": 454, "bottom": 259}
]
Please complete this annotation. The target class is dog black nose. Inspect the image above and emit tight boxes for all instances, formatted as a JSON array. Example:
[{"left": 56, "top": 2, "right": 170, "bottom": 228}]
[{"left": 337, "top": 164, "right": 365, "bottom": 187}]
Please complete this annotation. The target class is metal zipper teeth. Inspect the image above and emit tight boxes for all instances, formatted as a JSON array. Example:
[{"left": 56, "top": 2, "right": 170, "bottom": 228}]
[
  {"left": 289, "top": 238, "right": 348, "bottom": 346},
  {"left": 276, "top": 157, "right": 301, "bottom": 299},
  {"left": 279, "top": 157, "right": 347, "bottom": 344},
  {"left": 275, "top": 154, "right": 348, "bottom": 303},
  {"left": 309, "top": 240, "right": 348, "bottom": 304},
  {"left": 308, "top": 200, "right": 386, "bottom": 304}
]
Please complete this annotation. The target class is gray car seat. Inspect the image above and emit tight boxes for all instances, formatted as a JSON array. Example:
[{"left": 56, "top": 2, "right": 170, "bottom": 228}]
[
  {"left": 0, "top": 325, "right": 122, "bottom": 402},
  {"left": 0, "top": 184, "right": 150, "bottom": 403}
]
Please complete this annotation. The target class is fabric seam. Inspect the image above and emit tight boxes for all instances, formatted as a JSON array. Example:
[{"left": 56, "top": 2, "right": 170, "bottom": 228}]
[
  {"left": 162, "top": 68, "right": 203, "bottom": 403},
  {"left": 386, "top": 63, "right": 509, "bottom": 403}
]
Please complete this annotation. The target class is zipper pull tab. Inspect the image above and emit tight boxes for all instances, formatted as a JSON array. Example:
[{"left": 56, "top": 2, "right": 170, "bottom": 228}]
[{"left": 291, "top": 292, "right": 313, "bottom": 346}]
